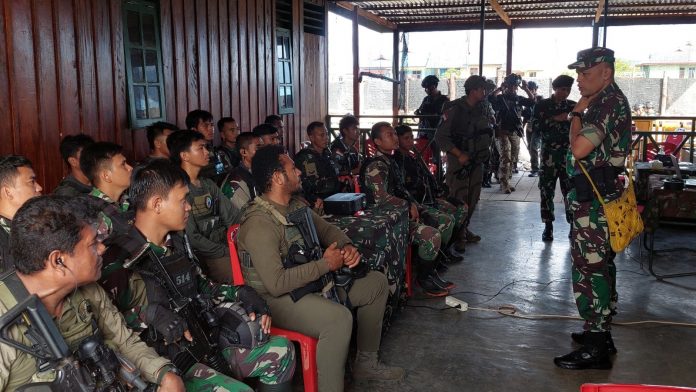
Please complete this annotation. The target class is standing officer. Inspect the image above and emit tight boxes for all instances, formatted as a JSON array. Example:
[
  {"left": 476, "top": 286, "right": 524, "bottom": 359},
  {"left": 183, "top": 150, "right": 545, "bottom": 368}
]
[
  {"left": 490, "top": 74, "right": 535, "bottom": 193},
  {"left": 534, "top": 75, "right": 576, "bottom": 241},
  {"left": 523, "top": 81, "right": 543, "bottom": 177},
  {"left": 436, "top": 75, "right": 492, "bottom": 243},
  {"left": 554, "top": 47, "right": 632, "bottom": 370},
  {"left": 415, "top": 75, "right": 450, "bottom": 131}
]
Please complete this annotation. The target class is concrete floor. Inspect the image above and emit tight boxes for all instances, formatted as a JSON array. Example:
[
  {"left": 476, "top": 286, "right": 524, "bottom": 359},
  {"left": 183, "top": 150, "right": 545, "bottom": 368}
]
[{"left": 361, "top": 197, "right": 696, "bottom": 392}]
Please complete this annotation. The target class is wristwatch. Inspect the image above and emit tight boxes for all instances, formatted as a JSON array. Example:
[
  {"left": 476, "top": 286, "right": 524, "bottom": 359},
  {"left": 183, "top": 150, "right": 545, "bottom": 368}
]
[{"left": 567, "top": 111, "right": 583, "bottom": 121}]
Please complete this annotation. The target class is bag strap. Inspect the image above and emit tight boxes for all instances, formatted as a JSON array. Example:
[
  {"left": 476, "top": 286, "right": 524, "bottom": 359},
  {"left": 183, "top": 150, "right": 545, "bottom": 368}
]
[{"left": 577, "top": 155, "right": 635, "bottom": 207}]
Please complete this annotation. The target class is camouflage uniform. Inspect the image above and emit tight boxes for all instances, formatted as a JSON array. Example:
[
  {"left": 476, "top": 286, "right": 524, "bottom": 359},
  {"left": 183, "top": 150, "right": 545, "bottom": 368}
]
[
  {"left": 52, "top": 174, "right": 92, "bottom": 197},
  {"left": 99, "top": 227, "right": 295, "bottom": 390},
  {"left": 534, "top": 97, "right": 577, "bottom": 223},
  {"left": 219, "top": 164, "right": 257, "bottom": 211},
  {"left": 436, "top": 95, "right": 493, "bottom": 226},
  {"left": 360, "top": 151, "right": 441, "bottom": 263},
  {"left": 567, "top": 81, "right": 632, "bottom": 332},
  {"left": 0, "top": 216, "right": 12, "bottom": 273},
  {"left": 215, "top": 144, "right": 241, "bottom": 171},
  {"left": 294, "top": 146, "right": 343, "bottom": 205},
  {"left": 490, "top": 94, "right": 535, "bottom": 190},
  {"left": 0, "top": 276, "right": 173, "bottom": 391},
  {"left": 88, "top": 187, "right": 134, "bottom": 244},
  {"left": 330, "top": 138, "right": 361, "bottom": 175}
]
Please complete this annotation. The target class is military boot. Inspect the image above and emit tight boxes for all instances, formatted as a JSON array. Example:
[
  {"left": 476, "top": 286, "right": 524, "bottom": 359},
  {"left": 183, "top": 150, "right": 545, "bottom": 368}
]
[
  {"left": 542, "top": 222, "right": 553, "bottom": 241},
  {"left": 570, "top": 331, "right": 617, "bottom": 355},
  {"left": 258, "top": 381, "right": 292, "bottom": 392},
  {"left": 431, "top": 270, "right": 455, "bottom": 290},
  {"left": 450, "top": 227, "right": 468, "bottom": 255},
  {"left": 465, "top": 229, "right": 481, "bottom": 243},
  {"left": 554, "top": 332, "right": 612, "bottom": 370},
  {"left": 482, "top": 173, "right": 492, "bottom": 188},
  {"left": 353, "top": 351, "right": 405, "bottom": 382}
]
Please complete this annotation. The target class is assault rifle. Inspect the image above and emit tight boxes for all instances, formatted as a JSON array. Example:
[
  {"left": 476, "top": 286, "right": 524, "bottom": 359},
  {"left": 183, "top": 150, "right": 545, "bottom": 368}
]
[
  {"left": 0, "top": 293, "right": 152, "bottom": 392},
  {"left": 286, "top": 207, "right": 342, "bottom": 304}
]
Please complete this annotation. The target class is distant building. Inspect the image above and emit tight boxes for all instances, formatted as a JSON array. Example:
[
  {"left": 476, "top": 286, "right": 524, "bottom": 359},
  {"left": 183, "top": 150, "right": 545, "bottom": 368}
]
[{"left": 639, "top": 43, "right": 696, "bottom": 78}]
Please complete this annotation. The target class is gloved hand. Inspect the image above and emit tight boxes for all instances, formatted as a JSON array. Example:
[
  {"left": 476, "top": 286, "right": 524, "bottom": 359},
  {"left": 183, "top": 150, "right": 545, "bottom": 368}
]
[
  {"left": 144, "top": 303, "right": 188, "bottom": 344},
  {"left": 236, "top": 285, "right": 270, "bottom": 317}
]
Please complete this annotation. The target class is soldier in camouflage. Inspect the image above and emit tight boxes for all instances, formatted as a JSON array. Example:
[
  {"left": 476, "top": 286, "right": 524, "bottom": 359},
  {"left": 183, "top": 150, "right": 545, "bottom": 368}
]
[
  {"left": 330, "top": 115, "right": 362, "bottom": 175},
  {"left": 294, "top": 121, "right": 343, "bottom": 211},
  {"left": 53, "top": 134, "right": 95, "bottom": 197},
  {"left": 554, "top": 47, "right": 632, "bottom": 370},
  {"left": 533, "top": 75, "right": 577, "bottom": 241},
  {"left": 0, "top": 196, "right": 186, "bottom": 391},
  {"left": 215, "top": 117, "right": 242, "bottom": 169},
  {"left": 219, "top": 132, "right": 262, "bottom": 210},
  {"left": 436, "top": 75, "right": 494, "bottom": 243},
  {"left": 394, "top": 124, "right": 468, "bottom": 257},
  {"left": 362, "top": 122, "right": 455, "bottom": 297},
  {"left": 99, "top": 160, "right": 295, "bottom": 392},
  {"left": 0, "top": 156, "right": 43, "bottom": 273},
  {"left": 79, "top": 142, "right": 135, "bottom": 245}
]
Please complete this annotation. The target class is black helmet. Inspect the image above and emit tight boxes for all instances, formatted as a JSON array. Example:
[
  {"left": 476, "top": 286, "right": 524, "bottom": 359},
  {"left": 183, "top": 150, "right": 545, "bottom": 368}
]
[
  {"left": 215, "top": 302, "right": 269, "bottom": 349},
  {"left": 421, "top": 75, "right": 439, "bottom": 88},
  {"left": 503, "top": 73, "right": 522, "bottom": 87}
]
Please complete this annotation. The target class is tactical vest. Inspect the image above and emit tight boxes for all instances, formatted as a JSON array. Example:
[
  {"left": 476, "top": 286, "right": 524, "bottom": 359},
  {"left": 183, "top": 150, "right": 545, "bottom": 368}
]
[
  {"left": 445, "top": 99, "right": 492, "bottom": 164},
  {"left": 359, "top": 154, "right": 415, "bottom": 206},
  {"left": 239, "top": 198, "right": 306, "bottom": 296},
  {"left": 296, "top": 148, "right": 341, "bottom": 198},
  {"left": 0, "top": 225, "right": 12, "bottom": 273}
]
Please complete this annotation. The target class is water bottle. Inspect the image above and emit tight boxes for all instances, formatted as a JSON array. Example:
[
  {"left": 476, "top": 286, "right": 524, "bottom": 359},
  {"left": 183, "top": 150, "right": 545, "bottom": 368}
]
[{"left": 215, "top": 151, "right": 225, "bottom": 175}]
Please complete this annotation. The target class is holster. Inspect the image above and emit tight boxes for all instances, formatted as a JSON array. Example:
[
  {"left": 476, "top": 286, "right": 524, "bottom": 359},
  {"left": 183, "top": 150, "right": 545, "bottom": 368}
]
[{"left": 572, "top": 166, "right": 622, "bottom": 202}]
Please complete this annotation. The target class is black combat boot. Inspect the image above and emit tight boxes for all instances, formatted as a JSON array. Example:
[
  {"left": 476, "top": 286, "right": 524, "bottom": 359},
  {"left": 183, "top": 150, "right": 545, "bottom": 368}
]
[
  {"left": 482, "top": 173, "right": 492, "bottom": 188},
  {"left": 416, "top": 274, "right": 449, "bottom": 297},
  {"left": 570, "top": 331, "right": 617, "bottom": 355},
  {"left": 542, "top": 222, "right": 553, "bottom": 241},
  {"left": 450, "top": 227, "right": 467, "bottom": 255},
  {"left": 258, "top": 381, "right": 292, "bottom": 392},
  {"left": 431, "top": 270, "right": 455, "bottom": 290},
  {"left": 554, "top": 331, "right": 612, "bottom": 370},
  {"left": 435, "top": 260, "right": 449, "bottom": 274}
]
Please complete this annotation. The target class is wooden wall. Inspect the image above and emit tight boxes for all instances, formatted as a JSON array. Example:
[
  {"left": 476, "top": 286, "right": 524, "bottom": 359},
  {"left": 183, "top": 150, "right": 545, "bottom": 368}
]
[{"left": 0, "top": 0, "right": 328, "bottom": 192}]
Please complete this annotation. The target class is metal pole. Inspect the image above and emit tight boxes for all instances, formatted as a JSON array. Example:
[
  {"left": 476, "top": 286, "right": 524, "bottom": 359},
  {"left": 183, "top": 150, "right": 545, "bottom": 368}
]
[
  {"left": 478, "top": 0, "right": 485, "bottom": 75},
  {"left": 392, "top": 30, "right": 399, "bottom": 121},
  {"left": 352, "top": 6, "right": 360, "bottom": 116},
  {"left": 506, "top": 27, "right": 513, "bottom": 75},
  {"left": 602, "top": 0, "right": 608, "bottom": 47},
  {"left": 592, "top": 19, "right": 599, "bottom": 47}
]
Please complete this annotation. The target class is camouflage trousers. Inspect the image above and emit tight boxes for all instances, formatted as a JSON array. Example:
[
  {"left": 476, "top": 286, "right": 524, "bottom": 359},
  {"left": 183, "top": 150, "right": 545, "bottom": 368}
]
[
  {"left": 410, "top": 220, "right": 441, "bottom": 262},
  {"left": 539, "top": 146, "right": 572, "bottom": 223},
  {"left": 436, "top": 198, "right": 468, "bottom": 233},
  {"left": 183, "top": 335, "right": 295, "bottom": 391},
  {"left": 510, "top": 134, "right": 521, "bottom": 170},
  {"left": 419, "top": 204, "right": 454, "bottom": 246},
  {"left": 569, "top": 193, "right": 618, "bottom": 332},
  {"left": 495, "top": 134, "right": 514, "bottom": 190}
]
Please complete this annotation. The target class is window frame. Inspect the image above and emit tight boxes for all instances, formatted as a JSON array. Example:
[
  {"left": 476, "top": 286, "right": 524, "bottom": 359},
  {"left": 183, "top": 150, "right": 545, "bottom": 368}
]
[
  {"left": 122, "top": 0, "right": 167, "bottom": 129},
  {"left": 276, "top": 28, "right": 295, "bottom": 115}
]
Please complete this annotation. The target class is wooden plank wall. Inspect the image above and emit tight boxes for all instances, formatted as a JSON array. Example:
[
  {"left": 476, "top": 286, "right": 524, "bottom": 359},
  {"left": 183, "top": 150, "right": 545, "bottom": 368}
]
[{"left": 0, "top": 0, "right": 328, "bottom": 192}]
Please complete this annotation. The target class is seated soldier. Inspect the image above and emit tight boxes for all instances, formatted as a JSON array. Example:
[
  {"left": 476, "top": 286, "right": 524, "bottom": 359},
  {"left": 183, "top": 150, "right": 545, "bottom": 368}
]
[
  {"left": 253, "top": 123, "right": 282, "bottom": 146},
  {"left": 237, "top": 145, "right": 404, "bottom": 392},
  {"left": 80, "top": 142, "right": 134, "bottom": 244},
  {"left": 264, "top": 115, "right": 285, "bottom": 145},
  {"left": 394, "top": 124, "right": 468, "bottom": 258},
  {"left": 186, "top": 109, "right": 228, "bottom": 180},
  {"left": 53, "top": 134, "right": 94, "bottom": 197},
  {"left": 294, "top": 121, "right": 342, "bottom": 212},
  {"left": 220, "top": 132, "right": 261, "bottom": 210},
  {"left": 99, "top": 160, "right": 295, "bottom": 392},
  {"left": 0, "top": 195, "right": 184, "bottom": 391},
  {"left": 168, "top": 130, "right": 239, "bottom": 283},
  {"left": 0, "top": 156, "right": 43, "bottom": 273},
  {"left": 141, "top": 121, "right": 178, "bottom": 165},
  {"left": 361, "top": 122, "right": 456, "bottom": 297},
  {"left": 330, "top": 115, "right": 361, "bottom": 175},
  {"left": 215, "top": 116, "right": 242, "bottom": 169}
]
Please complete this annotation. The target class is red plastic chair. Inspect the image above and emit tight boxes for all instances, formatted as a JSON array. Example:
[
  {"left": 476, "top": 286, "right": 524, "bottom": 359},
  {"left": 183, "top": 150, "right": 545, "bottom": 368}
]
[
  {"left": 581, "top": 384, "right": 696, "bottom": 392},
  {"left": 227, "top": 225, "right": 319, "bottom": 392},
  {"left": 338, "top": 174, "right": 361, "bottom": 193},
  {"left": 646, "top": 134, "right": 685, "bottom": 160}
]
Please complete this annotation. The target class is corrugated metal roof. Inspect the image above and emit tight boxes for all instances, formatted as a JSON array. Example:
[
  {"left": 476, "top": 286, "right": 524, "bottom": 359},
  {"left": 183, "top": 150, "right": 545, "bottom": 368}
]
[{"left": 342, "top": 0, "right": 696, "bottom": 29}]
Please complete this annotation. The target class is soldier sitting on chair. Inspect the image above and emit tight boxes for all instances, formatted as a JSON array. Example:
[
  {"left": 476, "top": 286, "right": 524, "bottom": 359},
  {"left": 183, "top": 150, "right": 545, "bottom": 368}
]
[
  {"left": 53, "top": 134, "right": 95, "bottom": 197},
  {"left": 0, "top": 155, "right": 43, "bottom": 273},
  {"left": 99, "top": 159, "right": 295, "bottom": 392},
  {"left": 219, "top": 132, "right": 262, "bottom": 211},
  {"left": 0, "top": 195, "right": 185, "bottom": 391},
  {"left": 237, "top": 144, "right": 404, "bottom": 392},
  {"left": 330, "top": 114, "right": 362, "bottom": 175}
]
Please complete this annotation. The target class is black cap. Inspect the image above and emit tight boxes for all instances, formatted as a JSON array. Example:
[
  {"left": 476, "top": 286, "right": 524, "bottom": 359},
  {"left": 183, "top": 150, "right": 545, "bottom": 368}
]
[{"left": 568, "top": 47, "right": 615, "bottom": 70}]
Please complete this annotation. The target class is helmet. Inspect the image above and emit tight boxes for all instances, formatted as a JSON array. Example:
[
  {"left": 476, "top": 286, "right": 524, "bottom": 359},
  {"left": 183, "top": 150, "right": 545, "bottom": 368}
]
[
  {"left": 421, "top": 75, "right": 439, "bottom": 88},
  {"left": 527, "top": 81, "right": 538, "bottom": 90},
  {"left": 503, "top": 73, "right": 522, "bottom": 87},
  {"left": 215, "top": 302, "right": 269, "bottom": 349}
]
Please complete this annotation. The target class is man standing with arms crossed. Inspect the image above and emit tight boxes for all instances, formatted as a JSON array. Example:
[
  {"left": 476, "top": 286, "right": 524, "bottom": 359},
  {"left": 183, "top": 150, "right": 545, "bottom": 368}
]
[{"left": 554, "top": 47, "right": 632, "bottom": 370}]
